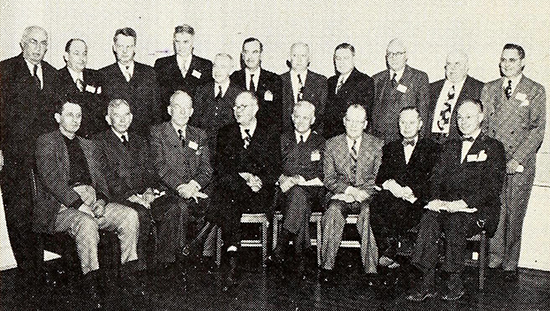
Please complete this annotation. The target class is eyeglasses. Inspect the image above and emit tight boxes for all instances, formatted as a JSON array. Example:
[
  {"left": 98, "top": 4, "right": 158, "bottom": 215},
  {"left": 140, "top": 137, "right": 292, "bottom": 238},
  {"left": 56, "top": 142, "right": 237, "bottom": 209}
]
[
  {"left": 386, "top": 51, "right": 406, "bottom": 58},
  {"left": 233, "top": 105, "right": 251, "bottom": 110}
]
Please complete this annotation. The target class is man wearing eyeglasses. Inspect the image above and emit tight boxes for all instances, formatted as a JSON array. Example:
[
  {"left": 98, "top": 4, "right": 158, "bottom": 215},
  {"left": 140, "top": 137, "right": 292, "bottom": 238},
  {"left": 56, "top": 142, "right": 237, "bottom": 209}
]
[
  {"left": 210, "top": 91, "right": 280, "bottom": 286},
  {"left": 0, "top": 25, "right": 61, "bottom": 288},
  {"left": 371, "top": 38, "right": 429, "bottom": 142}
]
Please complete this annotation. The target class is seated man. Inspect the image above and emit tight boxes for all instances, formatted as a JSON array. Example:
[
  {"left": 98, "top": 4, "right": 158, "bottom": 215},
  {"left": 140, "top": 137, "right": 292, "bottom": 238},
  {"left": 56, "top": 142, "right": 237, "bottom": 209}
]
[
  {"left": 211, "top": 91, "right": 280, "bottom": 284},
  {"left": 95, "top": 99, "right": 180, "bottom": 273},
  {"left": 32, "top": 100, "right": 143, "bottom": 309},
  {"left": 370, "top": 106, "right": 440, "bottom": 268},
  {"left": 149, "top": 91, "right": 213, "bottom": 260},
  {"left": 272, "top": 100, "right": 325, "bottom": 274},
  {"left": 407, "top": 99, "right": 505, "bottom": 301},
  {"left": 321, "top": 104, "right": 382, "bottom": 283}
]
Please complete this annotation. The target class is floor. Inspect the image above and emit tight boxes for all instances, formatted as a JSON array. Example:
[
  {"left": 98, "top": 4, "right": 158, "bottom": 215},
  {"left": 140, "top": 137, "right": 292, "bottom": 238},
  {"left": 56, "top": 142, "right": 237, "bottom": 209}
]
[{"left": 1, "top": 248, "right": 549, "bottom": 311}]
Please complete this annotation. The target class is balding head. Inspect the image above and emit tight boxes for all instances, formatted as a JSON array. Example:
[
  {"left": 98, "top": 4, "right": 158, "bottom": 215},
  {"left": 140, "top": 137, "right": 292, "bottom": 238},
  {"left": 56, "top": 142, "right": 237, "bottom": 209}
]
[
  {"left": 289, "top": 42, "right": 310, "bottom": 73},
  {"left": 20, "top": 26, "right": 48, "bottom": 64},
  {"left": 386, "top": 38, "right": 407, "bottom": 72},
  {"left": 445, "top": 50, "right": 469, "bottom": 83}
]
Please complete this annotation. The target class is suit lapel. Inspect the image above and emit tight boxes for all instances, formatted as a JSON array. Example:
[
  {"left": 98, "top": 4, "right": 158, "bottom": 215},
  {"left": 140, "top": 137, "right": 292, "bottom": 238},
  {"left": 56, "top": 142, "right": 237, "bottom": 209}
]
[{"left": 163, "top": 122, "right": 184, "bottom": 154}]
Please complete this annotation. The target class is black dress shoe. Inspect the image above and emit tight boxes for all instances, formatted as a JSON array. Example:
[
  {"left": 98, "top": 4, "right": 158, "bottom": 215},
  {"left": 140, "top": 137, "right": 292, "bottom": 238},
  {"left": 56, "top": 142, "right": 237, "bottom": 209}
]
[{"left": 503, "top": 270, "right": 519, "bottom": 282}]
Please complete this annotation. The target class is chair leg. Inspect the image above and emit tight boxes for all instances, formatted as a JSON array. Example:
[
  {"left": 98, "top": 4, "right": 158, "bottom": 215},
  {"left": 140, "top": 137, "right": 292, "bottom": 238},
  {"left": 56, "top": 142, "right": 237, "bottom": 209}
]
[
  {"left": 479, "top": 230, "right": 487, "bottom": 290},
  {"left": 215, "top": 227, "right": 222, "bottom": 267},
  {"left": 316, "top": 219, "right": 322, "bottom": 267},
  {"left": 273, "top": 216, "right": 279, "bottom": 250},
  {"left": 262, "top": 220, "right": 268, "bottom": 266}
]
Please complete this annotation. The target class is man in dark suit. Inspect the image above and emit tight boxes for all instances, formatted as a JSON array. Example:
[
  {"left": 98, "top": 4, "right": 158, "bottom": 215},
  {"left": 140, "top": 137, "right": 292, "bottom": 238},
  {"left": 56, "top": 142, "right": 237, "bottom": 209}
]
[
  {"left": 0, "top": 26, "right": 61, "bottom": 283},
  {"left": 57, "top": 38, "right": 106, "bottom": 138},
  {"left": 154, "top": 24, "right": 213, "bottom": 120},
  {"left": 211, "top": 91, "right": 280, "bottom": 284},
  {"left": 321, "top": 104, "right": 382, "bottom": 282},
  {"left": 230, "top": 37, "right": 282, "bottom": 129},
  {"left": 483, "top": 44, "right": 546, "bottom": 281},
  {"left": 371, "top": 38, "right": 430, "bottom": 142},
  {"left": 407, "top": 99, "right": 506, "bottom": 301},
  {"left": 95, "top": 99, "right": 180, "bottom": 273},
  {"left": 190, "top": 53, "right": 243, "bottom": 156},
  {"left": 371, "top": 106, "right": 440, "bottom": 268},
  {"left": 33, "top": 101, "right": 144, "bottom": 307},
  {"left": 150, "top": 91, "right": 213, "bottom": 256},
  {"left": 99, "top": 27, "right": 162, "bottom": 136},
  {"left": 271, "top": 101, "right": 325, "bottom": 274},
  {"left": 324, "top": 43, "right": 374, "bottom": 139},
  {"left": 280, "top": 42, "right": 327, "bottom": 133},
  {"left": 427, "top": 50, "right": 484, "bottom": 144}
]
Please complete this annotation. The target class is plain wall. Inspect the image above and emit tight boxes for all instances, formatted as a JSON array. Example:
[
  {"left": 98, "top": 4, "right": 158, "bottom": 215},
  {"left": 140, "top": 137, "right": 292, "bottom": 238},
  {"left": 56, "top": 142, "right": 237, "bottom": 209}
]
[{"left": 1, "top": 0, "right": 549, "bottom": 271}]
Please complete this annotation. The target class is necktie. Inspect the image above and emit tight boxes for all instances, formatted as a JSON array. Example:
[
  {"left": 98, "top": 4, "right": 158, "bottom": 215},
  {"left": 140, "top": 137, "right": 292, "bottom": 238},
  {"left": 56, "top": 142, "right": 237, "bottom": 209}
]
[
  {"left": 33, "top": 64, "right": 41, "bottom": 89},
  {"left": 350, "top": 139, "right": 358, "bottom": 161},
  {"left": 335, "top": 75, "right": 345, "bottom": 94},
  {"left": 249, "top": 74, "right": 256, "bottom": 92},
  {"left": 121, "top": 135, "right": 128, "bottom": 147},
  {"left": 461, "top": 136, "right": 475, "bottom": 142},
  {"left": 178, "top": 129, "right": 185, "bottom": 145},
  {"left": 350, "top": 139, "right": 358, "bottom": 184},
  {"left": 391, "top": 72, "right": 397, "bottom": 88},
  {"left": 125, "top": 65, "right": 132, "bottom": 82},
  {"left": 244, "top": 129, "right": 252, "bottom": 149},
  {"left": 504, "top": 79, "right": 512, "bottom": 99},
  {"left": 299, "top": 135, "right": 305, "bottom": 144},
  {"left": 402, "top": 139, "right": 415, "bottom": 147},
  {"left": 76, "top": 78, "right": 84, "bottom": 92},
  {"left": 215, "top": 85, "right": 223, "bottom": 100},
  {"left": 297, "top": 74, "right": 304, "bottom": 102},
  {"left": 180, "top": 61, "right": 187, "bottom": 77},
  {"left": 437, "top": 85, "right": 456, "bottom": 131}
]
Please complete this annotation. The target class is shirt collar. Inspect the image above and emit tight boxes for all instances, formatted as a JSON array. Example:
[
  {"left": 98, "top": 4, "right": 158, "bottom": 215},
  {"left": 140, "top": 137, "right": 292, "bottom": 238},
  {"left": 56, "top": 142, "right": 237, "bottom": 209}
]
[
  {"left": 111, "top": 128, "right": 128, "bottom": 142},
  {"left": 295, "top": 129, "right": 311, "bottom": 143},
  {"left": 117, "top": 61, "right": 134, "bottom": 73},
  {"left": 240, "top": 119, "right": 258, "bottom": 138},
  {"left": 245, "top": 67, "right": 261, "bottom": 77},
  {"left": 176, "top": 54, "right": 192, "bottom": 71},
  {"left": 463, "top": 128, "right": 482, "bottom": 141},
  {"left": 171, "top": 122, "right": 187, "bottom": 137},
  {"left": 346, "top": 134, "right": 362, "bottom": 150},
  {"left": 390, "top": 67, "right": 405, "bottom": 82},
  {"left": 215, "top": 79, "right": 230, "bottom": 94},
  {"left": 24, "top": 59, "right": 40, "bottom": 75},
  {"left": 338, "top": 69, "right": 353, "bottom": 84},
  {"left": 502, "top": 73, "right": 523, "bottom": 92},
  {"left": 67, "top": 67, "right": 84, "bottom": 83},
  {"left": 291, "top": 69, "right": 308, "bottom": 83}
]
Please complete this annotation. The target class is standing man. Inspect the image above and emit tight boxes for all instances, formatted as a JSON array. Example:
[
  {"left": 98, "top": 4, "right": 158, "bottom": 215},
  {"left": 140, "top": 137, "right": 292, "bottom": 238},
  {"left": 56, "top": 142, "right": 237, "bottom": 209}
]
[
  {"left": 155, "top": 24, "right": 213, "bottom": 119},
  {"left": 150, "top": 91, "right": 213, "bottom": 256},
  {"left": 58, "top": 38, "right": 106, "bottom": 138},
  {"left": 370, "top": 106, "right": 440, "bottom": 268},
  {"left": 407, "top": 99, "right": 505, "bottom": 301},
  {"left": 211, "top": 91, "right": 280, "bottom": 284},
  {"left": 271, "top": 101, "right": 325, "bottom": 274},
  {"left": 0, "top": 26, "right": 60, "bottom": 284},
  {"left": 320, "top": 104, "right": 382, "bottom": 283},
  {"left": 190, "top": 53, "right": 243, "bottom": 156},
  {"left": 371, "top": 38, "right": 429, "bottom": 142},
  {"left": 427, "top": 50, "right": 484, "bottom": 144},
  {"left": 324, "top": 43, "right": 374, "bottom": 139},
  {"left": 230, "top": 37, "right": 282, "bottom": 129},
  {"left": 100, "top": 27, "right": 162, "bottom": 136},
  {"left": 280, "top": 42, "right": 327, "bottom": 133},
  {"left": 483, "top": 44, "right": 546, "bottom": 281}
]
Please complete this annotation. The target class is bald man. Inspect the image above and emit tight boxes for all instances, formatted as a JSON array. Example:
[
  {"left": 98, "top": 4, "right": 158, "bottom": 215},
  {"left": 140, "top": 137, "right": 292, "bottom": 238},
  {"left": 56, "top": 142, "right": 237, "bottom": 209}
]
[
  {"left": 427, "top": 50, "right": 484, "bottom": 144},
  {"left": 280, "top": 42, "right": 327, "bottom": 133},
  {"left": 0, "top": 26, "right": 61, "bottom": 283},
  {"left": 371, "top": 39, "right": 429, "bottom": 142}
]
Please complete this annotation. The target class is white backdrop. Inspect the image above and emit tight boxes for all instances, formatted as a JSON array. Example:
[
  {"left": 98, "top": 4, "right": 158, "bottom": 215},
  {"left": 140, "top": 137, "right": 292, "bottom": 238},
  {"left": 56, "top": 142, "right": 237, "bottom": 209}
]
[{"left": 1, "top": 0, "right": 549, "bottom": 271}]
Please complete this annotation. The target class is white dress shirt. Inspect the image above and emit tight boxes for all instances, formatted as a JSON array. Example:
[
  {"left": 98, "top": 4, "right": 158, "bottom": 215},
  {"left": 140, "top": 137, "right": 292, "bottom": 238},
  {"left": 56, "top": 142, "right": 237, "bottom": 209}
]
[
  {"left": 290, "top": 70, "right": 308, "bottom": 103},
  {"left": 403, "top": 136, "right": 418, "bottom": 164},
  {"left": 215, "top": 79, "right": 230, "bottom": 97},
  {"left": 346, "top": 135, "right": 362, "bottom": 155},
  {"left": 390, "top": 68, "right": 405, "bottom": 83},
  {"left": 502, "top": 74, "right": 523, "bottom": 95},
  {"left": 118, "top": 61, "right": 134, "bottom": 82},
  {"left": 461, "top": 128, "right": 481, "bottom": 163},
  {"left": 112, "top": 128, "right": 129, "bottom": 143},
  {"left": 176, "top": 54, "right": 192, "bottom": 77},
  {"left": 245, "top": 67, "right": 261, "bottom": 92},
  {"left": 295, "top": 129, "right": 311, "bottom": 144},
  {"left": 25, "top": 59, "right": 43, "bottom": 89}
]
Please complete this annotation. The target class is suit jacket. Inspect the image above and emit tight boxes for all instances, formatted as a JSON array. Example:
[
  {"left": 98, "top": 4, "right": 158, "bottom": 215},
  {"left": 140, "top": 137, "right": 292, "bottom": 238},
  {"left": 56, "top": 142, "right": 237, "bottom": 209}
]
[
  {"left": 371, "top": 65, "right": 430, "bottom": 142},
  {"left": 280, "top": 130, "right": 325, "bottom": 181},
  {"left": 215, "top": 122, "right": 281, "bottom": 197},
  {"left": 482, "top": 75, "right": 546, "bottom": 170},
  {"left": 57, "top": 66, "right": 107, "bottom": 138},
  {"left": 230, "top": 68, "right": 283, "bottom": 129},
  {"left": 427, "top": 75, "right": 484, "bottom": 142},
  {"left": 94, "top": 129, "right": 157, "bottom": 202},
  {"left": 375, "top": 138, "right": 440, "bottom": 203},
  {"left": 99, "top": 62, "right": 162, "bottom": 136},
  {"left": 149, "top": 122, "right": 213, "bottom": 192},
  {"left": 280, "top": 70, "right": 327, "bottom": 133},
  {"left": 323, "top": 133, "right": 383, "bottom": 198},
  {"left": 33, "top": 130, "right": 111, "bottom": 233},
  {"left": 154, "top": 54, "right": 213, "bottom": 119},
  {"left": 325, "top": 68, "right": 374, "bottom": 139},
  {"left": 0, "top": 54, "right": 60, "bottom": 162},
  {"left": 430, "top": 133, "right": 506, "bottom": 235}
]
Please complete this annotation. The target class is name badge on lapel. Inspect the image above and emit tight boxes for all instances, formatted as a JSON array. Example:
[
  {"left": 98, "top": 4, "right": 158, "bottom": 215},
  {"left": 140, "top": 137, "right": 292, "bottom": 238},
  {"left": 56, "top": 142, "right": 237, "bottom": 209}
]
[
  {"left": 396, "top": 84, "right": 408, "bottom": 93},
  {"left": 466, "top": 150, "right": 487, "bottom": 162},
  {"left": 311, "top": 150, "right": 321, "bottom": 161},
  {"left": 264, "top": 90, "right": 273, "bottom": 101},
  {"left": 85, "top": 85, "right": 98, "bottom": 93},
  {"left": 192, "top": 70, "right": 202, "bottom": 79},
  {"left": 515, "top": 92, "right": 527, "bottom": 101},
  {"left": 188, "top": 141, "right": 199, "bottom": 150}
]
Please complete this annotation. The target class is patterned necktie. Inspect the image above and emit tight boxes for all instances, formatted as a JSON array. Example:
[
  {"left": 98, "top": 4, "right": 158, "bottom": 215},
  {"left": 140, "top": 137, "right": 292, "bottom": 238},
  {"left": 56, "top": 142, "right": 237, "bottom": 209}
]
[
  {"left": 243, "top": 129, "right": 252, "bottom": 149},
  {"left": 504, "top": 79, "right": 512, "bottom": 99},
  {"left": 249, "top": 74, "right": 256, "bottom": 92},
  {"left": 297, "top": 74, "right": 304, "bottom": 102},
  {"left": 402, "top": 139, "right": 415, "bottom": 147},
  {"left": 336, "top": 75, "right": 345, "bottom": 94},
  {"left": 178, "top": 129, "right": 185, "bottom": 146},
  {"left": 76, "top": 78, "right": 84, "bottom": 92},
  {"left": 391, "top": 72, "right": 397, "bottom": 88},
  {"left": 125, "top": 65, "right": 132, "bottom": 82},
  {"left": 461, "top": 136, "right": 474, "bottom": 142},
  {"left": 437, "top": 85, "right": 455, "bottom": 131},
  {"left": 350, "top": 139, "right": 358, "bottom": 161},
  {"left": 121, "top": 134, "right": 128, "bottom": 147},
  {"left": 33, "top": 64, "right": 41, "bottom": 89},
  {"left": 215, "top": 85, "right": 223, "bottom": 100}
]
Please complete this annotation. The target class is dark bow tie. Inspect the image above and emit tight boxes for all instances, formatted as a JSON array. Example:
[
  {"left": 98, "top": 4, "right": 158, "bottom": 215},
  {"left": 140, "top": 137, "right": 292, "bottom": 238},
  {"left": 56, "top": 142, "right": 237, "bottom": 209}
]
[
  {"left": 402, "top": 139, "right": 416, "bottom": 147},
  {"left": 461, "top": 136, "right": 475, "bottom": 142}
]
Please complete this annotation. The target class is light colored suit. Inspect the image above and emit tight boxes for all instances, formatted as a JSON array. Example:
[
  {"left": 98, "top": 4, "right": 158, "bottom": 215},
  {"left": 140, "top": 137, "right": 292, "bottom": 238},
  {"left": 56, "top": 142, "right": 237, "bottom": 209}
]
[
  {"left": 321, "top": 133, "right": 383, "bottom": 273},
  {"left": 482, "top": 75, "right": 546, "bottom": 271}
]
